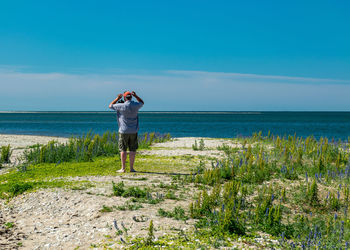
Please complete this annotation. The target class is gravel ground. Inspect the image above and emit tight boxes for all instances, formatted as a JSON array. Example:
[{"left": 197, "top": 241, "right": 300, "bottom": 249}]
[
  {"left": 0, "top": 175, "right": 196, "bottom": 249},
  {"left": 0, "top": 135, "right": 280, "bottom": 249}
]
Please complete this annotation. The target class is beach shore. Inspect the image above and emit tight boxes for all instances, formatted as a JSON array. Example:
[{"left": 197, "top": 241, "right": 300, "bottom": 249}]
[
  {"left": 0, "top": 134, "right": 252, "bottom": 248},
  {"left": 0, "top": 135, "right": 246, "bottom": 249}
]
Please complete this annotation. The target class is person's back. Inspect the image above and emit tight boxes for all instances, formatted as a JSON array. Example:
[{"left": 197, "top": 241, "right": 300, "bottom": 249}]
[
  {"left": 114, "top": 100, "right": 143, "bottom": 134},
  {"left": 109, "top": 91, "right": 144, "bottom": 173}
]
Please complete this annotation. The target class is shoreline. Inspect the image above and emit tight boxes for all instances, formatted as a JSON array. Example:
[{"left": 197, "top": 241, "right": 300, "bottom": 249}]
[{"left": 0, "top": 134, "right": 69, "bottom": 147}]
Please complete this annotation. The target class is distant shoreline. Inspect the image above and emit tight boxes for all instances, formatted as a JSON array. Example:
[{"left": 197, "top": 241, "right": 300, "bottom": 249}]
[
  {"left": 0, "top": 132, "right": 71, "bottom": 138},
  {"left": 1, "top": 111, "right": 350, "bottom": 114}
]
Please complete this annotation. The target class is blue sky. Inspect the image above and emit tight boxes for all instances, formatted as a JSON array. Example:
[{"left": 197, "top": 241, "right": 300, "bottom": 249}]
[{"left": 0, "top": 0, "right": 349, "bottom": 111}]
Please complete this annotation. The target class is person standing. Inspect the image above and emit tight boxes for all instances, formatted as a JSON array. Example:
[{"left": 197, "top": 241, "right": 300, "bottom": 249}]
[{"left": 109, "top": 91, "right": 144, "bottom": 172}]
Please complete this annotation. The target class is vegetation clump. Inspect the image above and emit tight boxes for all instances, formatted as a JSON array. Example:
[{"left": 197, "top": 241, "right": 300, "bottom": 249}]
[
  {"left": 201, "top": 132, "right": 350, "bottom": 248},
  {"left": 192, "top": 139, "right": 205, "bottom": 151},
  {"left": 23, "top": 131, "right": 171, "bottom": 164},
  {"left": 112, "top": 181, "right": 147, "bottom": 198},
  {"left": 158, "top": 206, "right": 188, "bottom": 221},
  {"left": 0, "top": 145, "right": 12, "bottom": 163}
]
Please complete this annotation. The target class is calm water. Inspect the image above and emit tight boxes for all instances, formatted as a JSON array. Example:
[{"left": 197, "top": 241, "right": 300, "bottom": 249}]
[{"left": 0, "top": 112, "right": 349, "bottom": 140}]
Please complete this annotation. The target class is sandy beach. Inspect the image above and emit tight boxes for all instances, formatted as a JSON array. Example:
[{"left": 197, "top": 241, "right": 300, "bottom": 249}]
[
  {"left": 2, "top": 132, "right": 345, "bottom": 248},
  {"left": 1, "top": 134, "right": 261, "bottom": 249}
]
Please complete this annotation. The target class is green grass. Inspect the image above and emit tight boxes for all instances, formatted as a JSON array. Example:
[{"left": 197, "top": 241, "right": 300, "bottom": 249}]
[
  {"left": 99, "top": 205, "right": 113, "bottom": 213},
  {"left": 158, "top": 206, "right": 188, "bottom": 221},
  {"left": 0, "top": 156, "right": 120, "bottom": 183},
  {"left": 0, "top": 145, "right": 12, "bottom": 163},
  {"left": 135, "top": 155, "right": 197, "bottom": 173},
  {"left": 116, "top": 201, "right": 143, "bottom": 211},
  {"left": 0, "top": 179, "right": 88, "bottom": 199},
  {"left": 0, "top": 153, "right": 196, "bottom": 199},
  {"left": 4, "top": 222, "right": 14, "bottom": 228}
]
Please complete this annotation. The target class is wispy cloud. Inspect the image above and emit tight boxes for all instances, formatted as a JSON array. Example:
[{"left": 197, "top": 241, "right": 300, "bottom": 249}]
[
  {"left": 167, "top": 70, "right": 350, "bottom": 84},
  {"left": 0, "top": 66, "right": 349, "bottom": 111}
]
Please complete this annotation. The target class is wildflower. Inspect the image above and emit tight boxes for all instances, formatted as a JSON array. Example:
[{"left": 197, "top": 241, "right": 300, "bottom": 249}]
[
  {"left": 265, "top": 207, "right": 269, "bottom": 217},
  {"left": 345, "top": 206, "right": 348, "bottom": 217},
  {"left": 113, "top": 220, "right": 119, "bottom": 230},
  {"left": 306, "top": 172, "right": 308, "bottom": 182},
  {"left": 334, "top": 213, "right": 338, "bottom": 220}
]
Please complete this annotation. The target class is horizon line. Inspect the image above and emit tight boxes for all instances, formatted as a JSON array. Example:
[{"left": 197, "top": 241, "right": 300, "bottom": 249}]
[{"left": 1, "top": 110, "right": 350, "bottom": 113}]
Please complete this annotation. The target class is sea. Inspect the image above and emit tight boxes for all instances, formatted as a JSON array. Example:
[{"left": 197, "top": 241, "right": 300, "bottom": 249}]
[{"left": 0, "top": 112, "right": 349, "bottom": 140}]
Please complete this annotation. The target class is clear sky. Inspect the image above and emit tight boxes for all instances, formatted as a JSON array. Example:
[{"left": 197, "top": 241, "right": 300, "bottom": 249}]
[{"left": 0, "top": 0, "right": 349, "bottom": 111}]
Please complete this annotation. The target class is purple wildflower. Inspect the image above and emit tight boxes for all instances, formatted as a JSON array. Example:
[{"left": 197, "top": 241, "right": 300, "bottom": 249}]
[{"left": 265, "top": 207, "right": 269, "bottom": 217}]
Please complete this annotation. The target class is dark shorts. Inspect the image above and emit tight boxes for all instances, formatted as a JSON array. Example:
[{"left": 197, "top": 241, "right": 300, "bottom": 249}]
[{"left": 118, "top": 133, "right": 138, "bottom": 152}]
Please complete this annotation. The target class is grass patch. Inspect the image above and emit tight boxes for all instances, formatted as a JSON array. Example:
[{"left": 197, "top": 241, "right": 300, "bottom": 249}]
[
  {"left": 100, "top": 205, "right": 113, "bottom": 213},
  {"left": 121, "top": 176, "right": 148, "bottom": 181},
  {"left": 116, "top": 201, "right": 143, "bottom": 211},
  {"left": 4, "top": 222, "right": 14, "bottom": 229},
  {"left": 165, "top": 190, "right": 179, "bottom": 200},
  {"left": 0, "top": 153, "right": 195, "bottom": 199},
  {"left": 135, "top": 155, "right": 197, "bottom": 173},
  {"left": 0, "top": 179, "right": 85, "bottom": 199},
  {"left": 112, "top": 181, "right": 165, "bottom": 204},
  {"left": 158, "top": 206, "right": 188, "bottom": 221},
  {"left": 0, "top": 156, "right": 120, "bottom": 184}
]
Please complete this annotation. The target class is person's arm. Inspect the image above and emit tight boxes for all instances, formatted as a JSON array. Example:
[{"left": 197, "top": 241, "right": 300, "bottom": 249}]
[
  {"left": 109, "top": 94, "right": 123, "bottom": 109},
  {"left": 131, "top": 91, "right": 144, "bottom": 104}
]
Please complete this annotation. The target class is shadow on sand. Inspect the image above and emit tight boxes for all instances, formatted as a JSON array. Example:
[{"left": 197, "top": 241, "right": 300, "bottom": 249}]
[{"left": 135, "top": 171, "right": 193, "bottom": 176}]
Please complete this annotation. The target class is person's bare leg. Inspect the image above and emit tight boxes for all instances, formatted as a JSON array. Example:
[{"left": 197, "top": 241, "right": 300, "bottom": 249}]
[
  {"left": 129, "top": 151, "right": 136, "bottom": 172},
  {"left": 118, "top": 151, "right": 127, "bottom": 173}
]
